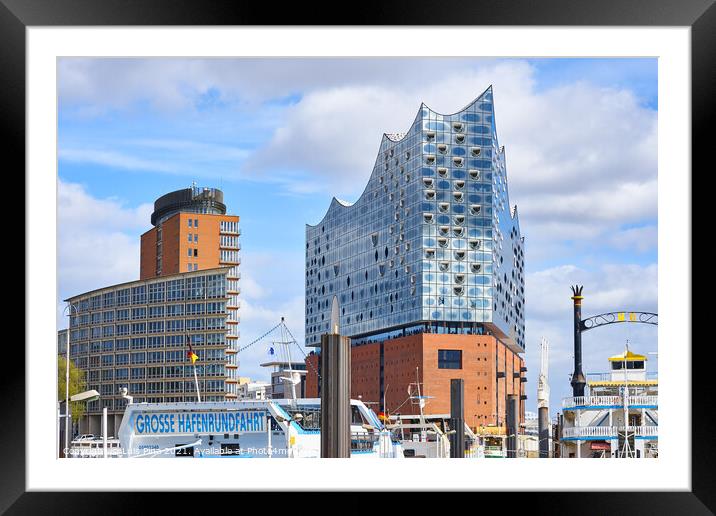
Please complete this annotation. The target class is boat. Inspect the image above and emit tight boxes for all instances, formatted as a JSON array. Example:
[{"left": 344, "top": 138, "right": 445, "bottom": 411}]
[
  {"left": 386, "top": 413, "right": 485, "bottom": 458},
  {"left": 68, "top": 437, "right": 124, "bottom": 458},
  {"left": 559, "top": 344, "right": 658, "bottom": 458},
  {"left": 116, "top": 397, "right": 403, "bottom": 458}
]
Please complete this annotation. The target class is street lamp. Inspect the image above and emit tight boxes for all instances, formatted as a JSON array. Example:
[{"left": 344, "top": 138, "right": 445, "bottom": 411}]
[
  {"left": 68, "top": 390, "right": 100, "bottom": 458},
  {"left": 62, "top": 302, "right": 78, "bottom": 457},
  {"left": 70, "top": 389, "right": 100, "bottom": 403}
]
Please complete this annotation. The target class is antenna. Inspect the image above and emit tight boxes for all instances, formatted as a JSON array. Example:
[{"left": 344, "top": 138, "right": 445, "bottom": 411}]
[
  {"left": 618, "top": 340, "right": 635, "bottom": 458},
  {"left": 537, "top": 337, "right": 550, "bottom": 409}
]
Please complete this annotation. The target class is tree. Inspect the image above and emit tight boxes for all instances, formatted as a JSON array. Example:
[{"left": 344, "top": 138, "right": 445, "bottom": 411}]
[{"left": 57, "top": 357, "right": 88, "bottom": 423}]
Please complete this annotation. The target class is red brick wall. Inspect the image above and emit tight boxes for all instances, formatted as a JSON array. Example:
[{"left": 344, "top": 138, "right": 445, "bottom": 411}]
[
  {"left": 303, "top": 332, "right": 525, "bottom": 431},
  {"left": 351, "top": 343, "right": 381, "bottom": 407},
  {"left": 305, "top": 353, "right": 319, "bottom": 398},
  {"left": 139, "top": 212, "right": 240, "bottom": 279},
  {"left": 139, "top": 228, "right": 157, "bottom": 280}
]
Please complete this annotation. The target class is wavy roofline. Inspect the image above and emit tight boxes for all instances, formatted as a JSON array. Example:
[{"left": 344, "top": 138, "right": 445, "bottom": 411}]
[
  {"left": 307, "top": 85, "right": 495, "bottom": 229},
  {"left": 421, "top": 84, "right": 493, "bottom": 118}
]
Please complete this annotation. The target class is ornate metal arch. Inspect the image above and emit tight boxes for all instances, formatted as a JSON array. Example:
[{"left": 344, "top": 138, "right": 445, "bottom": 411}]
[{"left": 580, "top": 311, "right": 658, "bottom": 332}]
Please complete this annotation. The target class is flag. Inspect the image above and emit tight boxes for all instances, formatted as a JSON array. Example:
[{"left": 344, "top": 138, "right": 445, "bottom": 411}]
[
  {"left": 268, "top": 346, "right": 275, "bottom": 356},
  {"left": 186, "top": 335, "right": 199, "bottom": 364}
]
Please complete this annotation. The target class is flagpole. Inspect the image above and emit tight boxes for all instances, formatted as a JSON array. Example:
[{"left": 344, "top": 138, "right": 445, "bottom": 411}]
[
  {"left": 193, "top": 364, "right": 201, "bottom": 403},
  {"left": 187, "top": 334, "right": 201, "bottom": 403}
]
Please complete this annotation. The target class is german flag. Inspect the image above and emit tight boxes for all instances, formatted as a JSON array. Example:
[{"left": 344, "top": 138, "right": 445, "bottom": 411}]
[{"left": 186, "top": 335, "right": 199, "bottom": 364}]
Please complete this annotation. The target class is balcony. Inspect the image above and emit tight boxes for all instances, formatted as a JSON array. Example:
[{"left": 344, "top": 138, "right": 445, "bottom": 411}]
[
  {"left": 562, "top": 425, "right": 658, "bottom": 440},
  {"left": 585, "top": 372, "right": 658, "bottom": 382},
  {"left": 562, "top": 395, "right": 658, "bottom": 410}
]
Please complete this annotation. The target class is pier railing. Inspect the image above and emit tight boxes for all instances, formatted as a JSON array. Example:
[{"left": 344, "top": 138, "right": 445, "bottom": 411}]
[
  {"left": 585, "top": 372, "right": 658, "bottom": 382},
  {"left": 562, "top": 395, "right": 658, "bottom": 409},
  {"left": 351, "top": 432, "right": 378, "bottom": 452},
  {"left": 562, "top": 425, "right": 658, "bottom": 439}
]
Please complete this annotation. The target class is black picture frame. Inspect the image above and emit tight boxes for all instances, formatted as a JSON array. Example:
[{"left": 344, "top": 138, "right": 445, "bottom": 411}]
[{"left": 4, "top": 0, "right": 708, "bottom": 512}]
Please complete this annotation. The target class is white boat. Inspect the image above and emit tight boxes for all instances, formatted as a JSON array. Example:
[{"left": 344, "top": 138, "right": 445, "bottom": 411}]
[
  {"left": 386, "top": 414, "right": 485, "bottom": 458},
  {"left": 116, "top": 398, "right": 403, "bottom": 458},
  {"left": 68, "top": 437, "right": 124, "bottom": 458}
]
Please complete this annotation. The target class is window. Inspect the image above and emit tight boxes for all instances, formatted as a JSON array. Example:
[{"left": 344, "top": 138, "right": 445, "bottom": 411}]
[
  {"left": 438, "top": 349, "right": 462, "bottom": 369},
  {"left": 194, "top": 219, "right": 199, "bottom": 227},
  {"left": 116, "top": 288, "right": 131, "bottom": 306},
  {"left": 166, "top": 319, "right": 184, "bottom": 332},
  {"left": 149, "top": 282, "right": 165, "bottom": 303},
  {"left": 166, "top": 304, "right": 184, "bottom": 317},
  {"left": 186, "top": 302, "right": 205, "bottom": 315},
  {"left": 103, "top": 291, "right": 116, "bottom": 308},
  {"left": 131, "top": 285, "right": 147, "bottom": 304},
  {"left": 188, "top": 248, "right": 193, "bottom": 257},
  {"left": 166, "top": 279, "right": 184, "bottom": 301},
  {"left": 193, "top": 234, "right": 198, "bottom": 243},
  {"left": 148, "top": 336, "right": 164, "bottom": 348},
  {"left": 148, "top": 321, "right": 164, "bottom": 334},
  {"left": 186, "top": 276, "right": 205, "bottom": 299},
  {"left": 206, "top": 274, "right": 226, "bottom": 298},
  {"left": 188, "top": 219, "right": 193, "bottom": 228}
]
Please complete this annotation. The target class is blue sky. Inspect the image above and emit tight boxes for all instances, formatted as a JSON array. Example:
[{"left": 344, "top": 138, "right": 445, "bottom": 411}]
[{"left": 57, "top": 57, "right": 658, "bottom": 418}]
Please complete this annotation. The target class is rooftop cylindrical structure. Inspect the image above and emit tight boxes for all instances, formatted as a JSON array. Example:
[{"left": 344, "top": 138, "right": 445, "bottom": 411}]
[{"left": 150, "top": 186, "right": 226, "bottom": 226}]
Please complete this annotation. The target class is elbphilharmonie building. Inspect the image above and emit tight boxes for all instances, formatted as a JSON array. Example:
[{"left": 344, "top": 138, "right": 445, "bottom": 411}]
[{"left": 305, "top": 86, "right": 525, "bottom": 353}]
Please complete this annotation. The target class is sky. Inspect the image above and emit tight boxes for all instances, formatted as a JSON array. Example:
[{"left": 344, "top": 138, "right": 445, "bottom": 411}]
[{"left": 57, "top": 57, "right": 658, "bottom": 418}]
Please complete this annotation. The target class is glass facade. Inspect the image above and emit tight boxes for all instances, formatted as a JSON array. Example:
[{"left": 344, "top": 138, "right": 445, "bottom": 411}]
[
  {"left": 305, "top": 87, "right": 525, "bottom": 351},
  {"left": 65, "top": 268, "right": 239, "bottom": 415}
]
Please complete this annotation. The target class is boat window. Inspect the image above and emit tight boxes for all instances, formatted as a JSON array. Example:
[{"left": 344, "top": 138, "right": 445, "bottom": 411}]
[{"left": 351, "top": 405, "right": 369, "bottom": 426}]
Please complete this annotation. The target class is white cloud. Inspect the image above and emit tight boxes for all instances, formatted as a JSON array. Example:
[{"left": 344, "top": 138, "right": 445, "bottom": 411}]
[
  {"left": 58, "top": 58, "right": 507, "bottom": 113},
  {"left": 59, "top": 139, "right": 251, "bottom": 179},
  {"left": 608, "top": 225, "right": 658, "bottom": 253},
  {"left": 239, "top": 61, "right": 656, "bottom": 253},
  {"left": 59, "top": 58, "right": 657, "bottom": 254},
  {"left": 57, "top": 180, "right": 152, "bottom": 327},
  {"left": 59, "top": 148, "right": 182, "bottom": 175}
]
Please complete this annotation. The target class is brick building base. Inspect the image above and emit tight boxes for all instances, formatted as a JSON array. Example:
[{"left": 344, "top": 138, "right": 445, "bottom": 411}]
[{"left": 305, "top": 332, "right": 525, "bottom": 431}]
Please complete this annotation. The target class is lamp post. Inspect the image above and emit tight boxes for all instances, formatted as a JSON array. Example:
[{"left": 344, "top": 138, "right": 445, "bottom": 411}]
[
  {"left": 62, "top": 302, "right": 78, "bottom": 457},
  {"left": 69, "top": 390, "right": 100, "bottom": 458}
]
